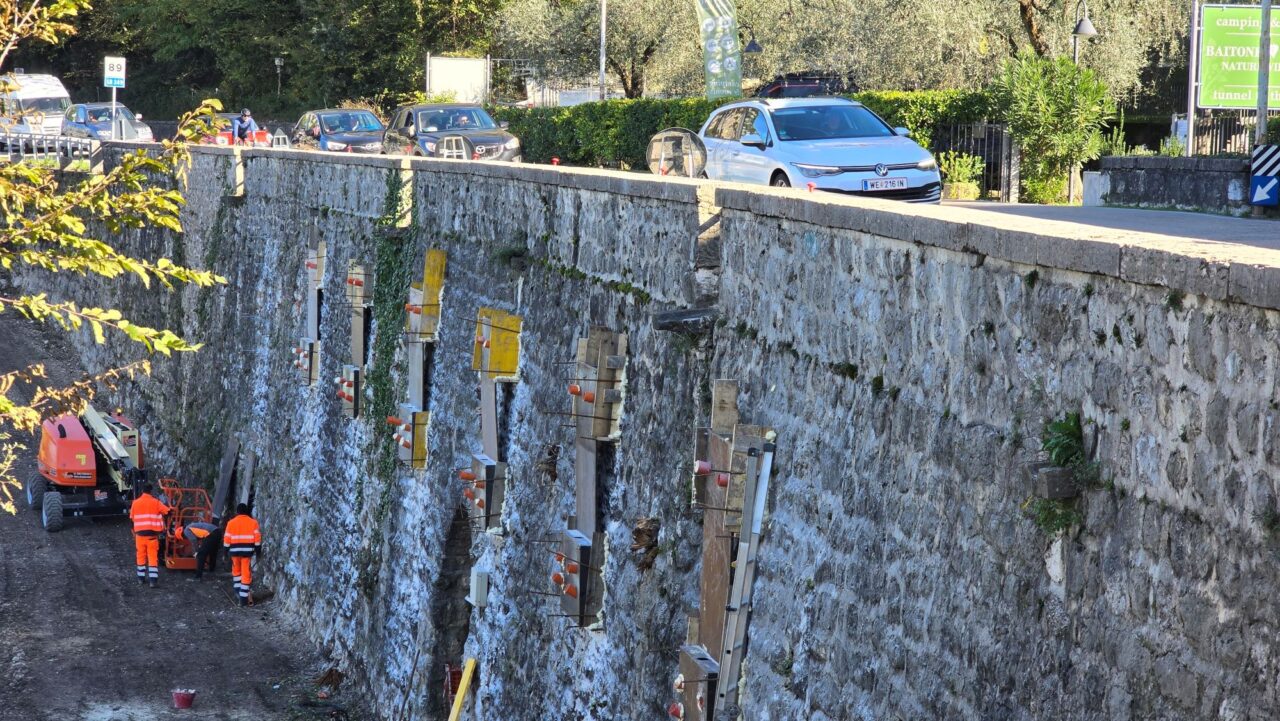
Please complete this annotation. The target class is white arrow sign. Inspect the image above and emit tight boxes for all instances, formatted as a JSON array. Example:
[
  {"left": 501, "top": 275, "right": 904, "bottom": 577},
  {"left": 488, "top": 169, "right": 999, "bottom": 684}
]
[{"left": 1254, "top": 177, "right": 1278, "bottom": 203}]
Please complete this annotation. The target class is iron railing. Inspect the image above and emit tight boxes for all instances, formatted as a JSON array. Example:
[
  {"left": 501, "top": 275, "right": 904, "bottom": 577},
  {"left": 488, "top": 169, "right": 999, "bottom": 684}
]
[
  {"left": 931, "top": 122, "right": 1020, "bottom": 202},
  {"left": 1, "top": 131, "right": 98, "bottom": 167}
]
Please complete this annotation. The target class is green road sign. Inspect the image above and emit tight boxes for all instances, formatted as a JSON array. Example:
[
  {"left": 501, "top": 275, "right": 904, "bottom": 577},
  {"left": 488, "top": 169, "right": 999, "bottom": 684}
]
[{"left": 1198, "top": 5, "right": 1280, "bottom": 109}]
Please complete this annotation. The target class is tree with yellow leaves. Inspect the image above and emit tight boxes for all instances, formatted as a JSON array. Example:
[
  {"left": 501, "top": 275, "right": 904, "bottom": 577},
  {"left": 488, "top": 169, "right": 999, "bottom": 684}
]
[{"left": 0, "top": 0, "right": 225, "bottom": 513}]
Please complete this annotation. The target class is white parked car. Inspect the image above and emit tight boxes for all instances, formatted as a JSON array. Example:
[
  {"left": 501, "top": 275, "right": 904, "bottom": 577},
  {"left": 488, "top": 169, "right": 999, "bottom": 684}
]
[{"left": 698, "top": 97, "right": 942, "bottom": 203}]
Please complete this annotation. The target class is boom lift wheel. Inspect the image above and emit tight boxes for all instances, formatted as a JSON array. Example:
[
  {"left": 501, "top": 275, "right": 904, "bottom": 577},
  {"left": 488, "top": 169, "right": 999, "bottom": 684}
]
[
  {"left": 41, "top": 492, "right": 64, "bottom": 532},
  {"left": 25, "top": 475, "right": 46, "bottom": 510}
]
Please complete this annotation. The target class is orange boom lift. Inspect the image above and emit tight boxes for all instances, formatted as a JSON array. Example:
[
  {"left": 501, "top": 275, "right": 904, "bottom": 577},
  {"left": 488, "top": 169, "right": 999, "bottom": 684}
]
[{"left": 25, "top": 405, "right": 147, "bottom": 532}]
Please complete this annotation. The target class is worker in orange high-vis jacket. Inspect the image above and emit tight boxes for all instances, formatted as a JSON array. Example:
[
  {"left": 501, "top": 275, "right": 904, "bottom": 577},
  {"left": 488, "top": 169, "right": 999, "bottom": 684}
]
[
  {"left": 129, "top": 482, "right": 171, "bottom": 588},
  {"left": 223, "top": 503, "right": 261, "bottom": 607}
]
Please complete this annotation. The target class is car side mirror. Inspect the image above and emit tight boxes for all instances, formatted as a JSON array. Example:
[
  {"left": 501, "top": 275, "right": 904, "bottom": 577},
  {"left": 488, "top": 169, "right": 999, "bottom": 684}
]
[
  {"left": 135, "top": 113, "right": 143, "bottom": 121},
  {"left": 894, "top": 126, "right": 911, "bottom": 137},
  {"left": 740, "top": 132, "right": 767, "bottom": 148},
  {"left": 499, "top": 120, "right": 510, "bottom": 129}
]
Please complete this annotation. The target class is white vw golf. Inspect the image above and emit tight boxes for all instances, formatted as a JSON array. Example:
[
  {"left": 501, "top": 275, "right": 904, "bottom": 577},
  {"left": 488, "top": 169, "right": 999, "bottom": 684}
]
[{"left": 698, "top": 97, "right": 942, "bottom": 203}]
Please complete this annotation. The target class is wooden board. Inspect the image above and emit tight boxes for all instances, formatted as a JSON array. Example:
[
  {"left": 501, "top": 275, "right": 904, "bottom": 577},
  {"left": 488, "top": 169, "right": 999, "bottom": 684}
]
[
  {"left": 420, "top": 249, "right": 447, "bottom": 338},
  {"left": 211, "top": 437, "right": 239, "bottom": 522},
  {"left": 725, "top": 424, "right": 767, "bottom": 530},
  {"left": 235, "top": 450, "right": 256, "bottom": 508},
  {"left": 710, "top": 380, "right": 738, "bottom": 435},
  {"left": 479, "top": 377, "right": 499, "bottom": 460},
  {"left": 697, "top": 426, "right": 735, "bottom": 661}
]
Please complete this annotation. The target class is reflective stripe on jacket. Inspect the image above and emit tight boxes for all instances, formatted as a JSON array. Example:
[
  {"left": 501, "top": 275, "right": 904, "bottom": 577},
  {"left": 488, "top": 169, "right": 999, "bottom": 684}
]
[
  {"left": 129, "top": 494, "right": 170, "bottom": 536},
  {"left": 224, "top": 514, "right": 261, "bottom": 556}
]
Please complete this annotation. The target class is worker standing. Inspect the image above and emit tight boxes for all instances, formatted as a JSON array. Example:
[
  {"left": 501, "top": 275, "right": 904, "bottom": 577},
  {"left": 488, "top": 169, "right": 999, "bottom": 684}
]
[
  {"left": 181, "top": 521, "right": 223, "bottom": 580},
  {"left": 223, "top": 504, "right": 261, "bottom": 607},
  {"left": 129, "top": 482, "right": 170, "bottom": 588}
]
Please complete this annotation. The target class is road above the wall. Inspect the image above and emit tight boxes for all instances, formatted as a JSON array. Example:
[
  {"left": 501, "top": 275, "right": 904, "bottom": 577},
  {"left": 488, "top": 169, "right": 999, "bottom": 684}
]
[{"left": 946, "top": 201, "right": 1280, "bottom": 249}]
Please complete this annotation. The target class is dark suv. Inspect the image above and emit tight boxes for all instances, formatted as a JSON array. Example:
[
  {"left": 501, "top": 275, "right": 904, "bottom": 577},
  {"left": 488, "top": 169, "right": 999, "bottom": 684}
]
[
  {"left": 382, "top": 103, "right": 522, "bottom": 161},
  {"left": 756, "top": 73, "right": 858, "bottom": 98}
]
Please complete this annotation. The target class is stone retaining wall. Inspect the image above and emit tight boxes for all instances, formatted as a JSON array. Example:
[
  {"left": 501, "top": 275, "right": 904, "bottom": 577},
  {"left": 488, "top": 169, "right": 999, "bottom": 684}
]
[
  {"left": 1087, "top": 156, "right": 1257, "bottom": 216},
  {"left": 25, "top": 143, "right": 1280, "bottom": 721}
]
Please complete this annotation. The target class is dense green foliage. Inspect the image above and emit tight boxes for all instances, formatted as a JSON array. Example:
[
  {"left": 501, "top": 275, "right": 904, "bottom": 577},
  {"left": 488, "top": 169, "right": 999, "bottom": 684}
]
[
  {"left": 18, "top": 0, "right": 1189, "bottom": 119},
  {"left": 993, "top": 54, "right": 1113, "bottom": 204},
  {"left": 492, "top": 90, "right": 994, "bottom": 167},
  {"left": 13, "top": 0, "right": 501, "bottom": 119}
]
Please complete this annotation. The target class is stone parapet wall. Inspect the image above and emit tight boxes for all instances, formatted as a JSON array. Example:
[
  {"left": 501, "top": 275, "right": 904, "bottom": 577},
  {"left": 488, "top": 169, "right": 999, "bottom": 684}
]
[
  {"left": 23, "top": 143, "right": 1280, "bottom": 721},
  {"left": 1088, "top": 155, "right": 1256, "bottom": 216}
]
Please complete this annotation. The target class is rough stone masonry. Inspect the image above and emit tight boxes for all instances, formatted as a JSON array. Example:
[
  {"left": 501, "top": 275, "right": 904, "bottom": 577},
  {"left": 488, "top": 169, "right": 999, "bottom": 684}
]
[{"left": 27, "top": 143, "right": 1280, "bottom": 721}]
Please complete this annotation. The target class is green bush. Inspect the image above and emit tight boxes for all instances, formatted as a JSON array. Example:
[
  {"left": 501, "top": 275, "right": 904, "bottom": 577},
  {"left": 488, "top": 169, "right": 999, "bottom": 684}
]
[
  {"left": 938, "top": 150, "right": 984, "bottom": 184},
  {"left": 1158, "top": 136, "right": 1186, "bottom": 157},
  {"left": 993, "top": 54, "right": 1114, "bottom": 204},
  {"left": 853, "top": 89, "right": 993, "bottom": 148},
  {"left": 490, "top": 89, "right": 995, "bottom": 168},
  {"left": 1268, "top": 116, "right": 1280, "bottom": 145}
]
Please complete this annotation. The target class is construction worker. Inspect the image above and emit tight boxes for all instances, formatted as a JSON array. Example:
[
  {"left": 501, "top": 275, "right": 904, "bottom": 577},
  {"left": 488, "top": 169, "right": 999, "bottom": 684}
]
[
  {"left": 224, "top": 503, "right": 261, "bottom": 607},
  {"left": 129, "top": 482, "right": 170, "bottom": 588},
  {"left": 181, "top": 521, "right": 223, "bottom": 579}
]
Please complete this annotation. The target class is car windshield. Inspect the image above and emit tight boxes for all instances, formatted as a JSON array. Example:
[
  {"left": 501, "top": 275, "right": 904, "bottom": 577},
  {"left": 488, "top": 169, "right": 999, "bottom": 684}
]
[
  {"left": 769, "top": 105, "right": 892, "bottom": 141},
  {"left": 19, "top": 96, "right": 70, "bottom": 114},
  {"left": 86, "top": 106, "right": 135, "bottom": 123},
  {"left": 319, "top": 110, "right": 383, "bottom": 133},
  {"left": 416, "top": 107, "right": 497, "bottom": 131}
]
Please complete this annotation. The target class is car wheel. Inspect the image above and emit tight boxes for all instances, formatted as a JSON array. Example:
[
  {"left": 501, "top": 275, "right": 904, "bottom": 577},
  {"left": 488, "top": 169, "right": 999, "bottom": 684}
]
[{"left": 771, "top": 172, "right": 791, "bottom": 188}]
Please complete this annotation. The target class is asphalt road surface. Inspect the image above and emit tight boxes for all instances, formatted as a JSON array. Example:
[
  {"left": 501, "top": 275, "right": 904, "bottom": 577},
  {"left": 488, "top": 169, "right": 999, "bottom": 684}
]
[
  {"left": 0, "top": 311, "right": 368, "bottom": 721},
  {"left": 947, "top": 202, "right": 1280, "bottom": 249}
]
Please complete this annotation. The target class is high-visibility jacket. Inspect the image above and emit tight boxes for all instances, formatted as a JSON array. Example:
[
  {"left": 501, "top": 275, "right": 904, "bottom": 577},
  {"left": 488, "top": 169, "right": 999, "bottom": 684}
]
[
  {"left": 129, "top": 494, "right": 170, "bottom": 536},
  {"left": 224, "top": 514, "right": 261, "bottom": 557}
]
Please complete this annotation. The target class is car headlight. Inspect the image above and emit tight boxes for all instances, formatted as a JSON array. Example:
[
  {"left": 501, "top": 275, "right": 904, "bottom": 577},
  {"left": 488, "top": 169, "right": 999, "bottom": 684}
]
[
  {"left": 504, "top": 137, "right": 520, "bottom": 150},
  {"left": 917, "top": 157, "right": 938, "bottom": 171},
  {"left": 792, "top": 163, "right": 843, "bottom": 178},
  {"left": 327, "top": 141, "right": 347, "bottom": 151},
  {"left": 424, "top": 141, "right": 437, "bottom": 154}
]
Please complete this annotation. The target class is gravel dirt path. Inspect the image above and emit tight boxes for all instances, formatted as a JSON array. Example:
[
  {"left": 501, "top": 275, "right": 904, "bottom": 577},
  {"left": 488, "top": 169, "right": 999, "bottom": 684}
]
[{"left": 0, "top": 310, "right": 368, "bottom": 721}]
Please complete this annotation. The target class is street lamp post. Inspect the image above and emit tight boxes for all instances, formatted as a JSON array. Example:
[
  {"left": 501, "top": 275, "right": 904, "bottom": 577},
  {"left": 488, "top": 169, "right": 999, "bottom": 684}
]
[
  {"left": 598, "top": 0, "right": 607, "bottom": 101},
  {"left": 274, "top": 57, "right": 284, "bottom": 97},
  {"left": 1068, "top": 0, "right": 1099, "bottom": 203}
]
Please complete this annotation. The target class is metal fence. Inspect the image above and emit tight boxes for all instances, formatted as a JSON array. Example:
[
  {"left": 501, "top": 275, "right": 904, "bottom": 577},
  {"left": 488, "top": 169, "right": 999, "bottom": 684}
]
[
  {"left": 931, "top": 122, "right": 1019, "bottom": 202},
  {"left": 1, "top": 131, "right": 98, "bottom": 167},
  {"left": 1189, "top": 113, "right": 1256, "bottom": 156}
]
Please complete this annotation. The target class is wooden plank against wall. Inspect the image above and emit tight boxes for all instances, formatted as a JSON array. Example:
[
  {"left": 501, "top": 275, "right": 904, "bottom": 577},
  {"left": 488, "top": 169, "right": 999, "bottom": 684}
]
[{"left": 211, "top": 437, "right": 240, "bottom": 522}]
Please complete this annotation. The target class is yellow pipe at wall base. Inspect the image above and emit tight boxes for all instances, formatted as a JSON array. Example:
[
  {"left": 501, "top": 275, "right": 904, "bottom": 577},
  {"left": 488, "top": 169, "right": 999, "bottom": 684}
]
[{"left": 447, "top": 658, "right": 477, "bottom": 721}]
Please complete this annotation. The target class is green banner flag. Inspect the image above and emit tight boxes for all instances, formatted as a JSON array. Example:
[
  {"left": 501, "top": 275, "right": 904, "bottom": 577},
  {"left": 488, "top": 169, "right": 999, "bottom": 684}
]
[
  {"left": 695, "top": 0, "right": 742, "bottom": 99},
  {"left": 1198, "top": 4, "right": 1280, "bottom": 109}
]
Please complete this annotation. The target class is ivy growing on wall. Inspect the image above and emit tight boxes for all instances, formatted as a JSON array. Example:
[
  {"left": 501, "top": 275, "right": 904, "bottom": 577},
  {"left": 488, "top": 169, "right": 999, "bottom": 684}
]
[{"left": 356, "top": 169, "right": 414, "bottom": 596}]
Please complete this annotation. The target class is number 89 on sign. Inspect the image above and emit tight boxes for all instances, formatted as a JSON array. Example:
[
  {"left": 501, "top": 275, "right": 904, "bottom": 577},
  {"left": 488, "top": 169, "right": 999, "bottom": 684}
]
[{"left": 103, "top": 56, "right": 126, "bottom": 88}]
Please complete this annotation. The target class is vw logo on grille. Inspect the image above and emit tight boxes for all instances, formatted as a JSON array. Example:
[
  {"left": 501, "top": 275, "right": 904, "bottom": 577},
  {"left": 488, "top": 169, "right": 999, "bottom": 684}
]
[{"left": 874, "top": 164, "right": 888, "bottom": 177}]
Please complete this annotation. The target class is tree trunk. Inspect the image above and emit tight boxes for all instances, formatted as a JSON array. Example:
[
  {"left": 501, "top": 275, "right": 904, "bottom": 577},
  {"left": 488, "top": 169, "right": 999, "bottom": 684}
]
[{"left": 1017, "top": 0, "right": 1052, "bottom": 56}]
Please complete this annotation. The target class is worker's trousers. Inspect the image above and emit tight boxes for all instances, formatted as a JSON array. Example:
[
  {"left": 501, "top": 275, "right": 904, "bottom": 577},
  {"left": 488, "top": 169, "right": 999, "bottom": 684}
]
[
  {"left": 231, "top": 555, "right": 253, "bottom": 601},
  {"left": 134, "top": 534, "right": 159, "bottom": 583},
  {"left": 193, "top": 537, "right": 219, "bottom": 579}
]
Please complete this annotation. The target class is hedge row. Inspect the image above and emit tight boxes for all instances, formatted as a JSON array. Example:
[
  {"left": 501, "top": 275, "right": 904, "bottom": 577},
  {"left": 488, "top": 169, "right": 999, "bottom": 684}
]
[{"left": 490, "top": 90, "right": 995, "bottom": 168}]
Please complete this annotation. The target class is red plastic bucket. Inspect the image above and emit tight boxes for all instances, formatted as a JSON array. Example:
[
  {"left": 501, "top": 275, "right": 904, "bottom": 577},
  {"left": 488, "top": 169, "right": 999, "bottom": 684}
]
[{"left": 172, "top": 689, "right": 196, "bottom": 709}]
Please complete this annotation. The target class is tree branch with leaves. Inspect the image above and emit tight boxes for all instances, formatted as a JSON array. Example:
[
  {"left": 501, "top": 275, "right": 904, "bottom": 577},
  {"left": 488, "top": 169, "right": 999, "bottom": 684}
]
[{"left": 0, "top": 0, "right": 228, "bottom": 513}]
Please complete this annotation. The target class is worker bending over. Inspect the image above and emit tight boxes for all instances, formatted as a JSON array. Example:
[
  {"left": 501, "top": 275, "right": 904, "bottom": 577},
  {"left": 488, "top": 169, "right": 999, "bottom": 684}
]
[
  {"left": 129, "top": 482, "right": 170, "bottom": 588},
  {"left": 224, "top": 504, "right": 261, "bottom": 607},
  {"left": 181, "top": 521, "right": 223, "bottom": 580}
]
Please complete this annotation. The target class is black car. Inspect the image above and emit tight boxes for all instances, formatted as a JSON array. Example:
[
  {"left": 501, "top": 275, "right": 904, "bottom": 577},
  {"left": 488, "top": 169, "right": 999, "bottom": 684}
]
[
  {"left": 756, "top": 73, "right": 858, "bottom": 98},
  {"left": 383, "top": 103, "right": 521, "bottom": 161},
  {"left": 292, "top": 108, "right": 385, "bottom": 153}
]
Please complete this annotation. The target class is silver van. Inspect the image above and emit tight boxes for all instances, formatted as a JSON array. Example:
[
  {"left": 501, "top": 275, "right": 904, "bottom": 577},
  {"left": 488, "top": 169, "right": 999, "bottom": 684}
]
[{"left": 0, "top": 72, "right": 72, "bottom": 135}]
